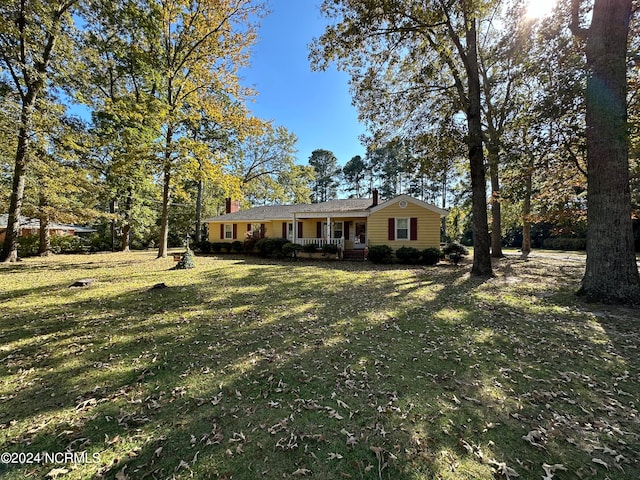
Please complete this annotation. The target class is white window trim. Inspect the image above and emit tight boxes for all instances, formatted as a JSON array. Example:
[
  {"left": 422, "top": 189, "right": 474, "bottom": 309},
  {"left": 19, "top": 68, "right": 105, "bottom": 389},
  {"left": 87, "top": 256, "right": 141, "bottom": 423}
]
[
  {"left": 224, "top": 224, "right": 233, "bottom": 239},
  {"left": 249, "top": 223, "right": 261, "bottom": 239},
  {"left": 395, "top": 217, "right": 409, "bottom": 240},
  {"left": 323, "top": 221, "right": 344, "bottom": 239}
]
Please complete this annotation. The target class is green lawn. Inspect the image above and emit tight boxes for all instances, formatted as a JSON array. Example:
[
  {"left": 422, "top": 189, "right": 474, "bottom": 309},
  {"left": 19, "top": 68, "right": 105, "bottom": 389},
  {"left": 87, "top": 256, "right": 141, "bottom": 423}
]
[{"left": 0, "top": 251, "right": 638, "bottom": 479}]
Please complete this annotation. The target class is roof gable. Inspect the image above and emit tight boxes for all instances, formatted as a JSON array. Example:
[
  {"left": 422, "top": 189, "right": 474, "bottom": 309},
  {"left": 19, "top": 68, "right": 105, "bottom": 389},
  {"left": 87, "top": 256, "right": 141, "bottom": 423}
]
[{"left": 370, "top": 195, "right": 449, "bottom": 217}]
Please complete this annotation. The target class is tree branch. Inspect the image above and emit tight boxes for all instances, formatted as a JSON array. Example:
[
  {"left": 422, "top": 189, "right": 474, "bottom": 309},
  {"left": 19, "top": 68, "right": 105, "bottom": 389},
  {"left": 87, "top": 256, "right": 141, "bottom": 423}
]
[{"left": 569, "top": 0, "right": 589, "bottom": 39}]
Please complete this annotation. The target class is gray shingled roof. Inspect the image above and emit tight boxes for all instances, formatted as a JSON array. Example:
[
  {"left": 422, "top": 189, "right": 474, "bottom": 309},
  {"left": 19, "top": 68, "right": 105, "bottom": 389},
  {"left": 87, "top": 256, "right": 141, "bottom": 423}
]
[
  {"left": 0, "top": 214, "right": 96, "bottom": 233},
  {"left": 204, "top": 198, "right": 376, "bottom": 222}
]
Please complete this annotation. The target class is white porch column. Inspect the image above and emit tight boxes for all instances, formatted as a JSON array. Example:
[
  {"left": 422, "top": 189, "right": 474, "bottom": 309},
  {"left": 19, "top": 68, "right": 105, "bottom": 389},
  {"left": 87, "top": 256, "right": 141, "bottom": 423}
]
[
  {"left": 293, "top": 213, "right": 297, "bottom": 243},
  {"left": 326, "top": 216, "right": 331, "bottom": 241}
]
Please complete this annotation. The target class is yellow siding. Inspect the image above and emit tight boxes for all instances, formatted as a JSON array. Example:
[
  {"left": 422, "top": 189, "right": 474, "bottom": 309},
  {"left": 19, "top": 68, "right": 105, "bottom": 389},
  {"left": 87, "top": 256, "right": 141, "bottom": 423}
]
[
  {"left": 207, "top": 221, "right": 276, "bottom": 242},
  {"left": 298, "top": 219, "right": 318, "bottom": 240},
  {"left": 205, "top": 203, "right": 442, "bottom": 250},
  {"left": 368, "top": 203, "right": 441, "bottom": 249}
]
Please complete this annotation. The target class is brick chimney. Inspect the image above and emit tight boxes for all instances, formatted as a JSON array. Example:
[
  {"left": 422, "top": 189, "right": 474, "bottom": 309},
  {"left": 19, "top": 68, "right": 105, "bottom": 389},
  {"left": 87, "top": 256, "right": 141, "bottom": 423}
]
[
  {"left": 225, "top": 198, "right": 240, "bottom": 214},
  {"left": 372, "top": 189, "right": 379, "bottom": 207}
]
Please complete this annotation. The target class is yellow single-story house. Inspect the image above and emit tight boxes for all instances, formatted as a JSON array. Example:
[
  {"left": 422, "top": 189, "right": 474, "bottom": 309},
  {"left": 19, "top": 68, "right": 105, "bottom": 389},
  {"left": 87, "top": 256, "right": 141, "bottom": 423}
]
[{"left": 204, "top": 193, "right": 448, "bottom": 251}]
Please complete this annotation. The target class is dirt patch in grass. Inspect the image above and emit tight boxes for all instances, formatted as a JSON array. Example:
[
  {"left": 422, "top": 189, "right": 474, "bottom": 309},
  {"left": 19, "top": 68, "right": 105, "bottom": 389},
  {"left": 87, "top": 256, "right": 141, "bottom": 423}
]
[{"left": 0, "top": 252, "right": 638, "bottom": 479}]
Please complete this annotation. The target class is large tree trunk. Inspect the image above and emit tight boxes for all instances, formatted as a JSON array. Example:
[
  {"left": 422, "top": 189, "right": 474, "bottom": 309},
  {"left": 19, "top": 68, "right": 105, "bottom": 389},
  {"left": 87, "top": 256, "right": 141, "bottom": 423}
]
[
  {"left": 120, "top": 224, "right": 131, "bottom": 252},
  {"left": 120, "top": 188, "right": 132, "bottom": 252},
  {"left": 0, "top": 1, "right": 67, "bottom": 262},
  {"left": 195, "top": 178, "right": 204, "bottom": 244},
  {"left": 38, "top": 195, "right": 52, "bottom": 256},
  {"left": 577, "top": 0, "right": 640, "bottom": 303},
  {"left": 38, "top": 217, "right": 51, "bottom": 256},
  {"left": 157, "top": 126, "right": 174, "bottom": 259},
  {"left": 487, "top": 144, "right": 503, "bottom": 258},
  {"left": 441, "top": 173, "right": 447, "bottom": 241},
  {"left": 157, "top": 163, "right": 171, "bottom": 258},
  {"left": 521, "top": 157, "right": 533, "bottom": 260},
  {"left": 1, "top": 95, "right": 36, "bottom": 262},
  {"left": 465, "top": 18, "right": 493, "bottom": 277}
]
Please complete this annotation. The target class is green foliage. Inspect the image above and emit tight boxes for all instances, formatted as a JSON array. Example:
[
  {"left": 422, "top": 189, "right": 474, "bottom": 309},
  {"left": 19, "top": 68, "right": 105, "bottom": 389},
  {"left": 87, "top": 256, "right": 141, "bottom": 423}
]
[
  {"left": 308, "top": 149, "right": 340, "bottom": 203},
  {"left": 50, "top": 235, "right": 90, "bottom": 254},
  {"left": 255, "top": 237, "right": 290, "bottom": 258},
  {"left": 173, "top": 248, "right": 195, "bottom": 269},
  {"left": 341, "top": 155, "right": 367, "bottom": 197},
  {"left": 394, "top": 246, "right": 421, "bottom": 264},
  {"left": 421, "top": 247, "right": 442, "bottom": 266},
  {"left": 196, "top": 241, "right": 212, "bottom": 253},
  {"left": 322, "top": 243, "right": 338, "bottom": 255},
  {"left": 302, "top": 243, "right": 319, "bottom": 253},
  {"left": 243, "top": 237, "right": 259, "bottom": 254},
  {"left": 367, "top": 140, "right": 408, "bottom": 199},
  {"left": 282, "top": 242, "right": 302, "bottom": 258},
  {"left": 367, "top": 245, "right": 393, "bottom": 264},
  {"left": 17, "top": 234, "right": 91, "bottom": 257},
  {"left": 234, "top": 125, "right": 314, "bottom": 205},
  {"left": 16, "top": 235, "right": 39, "bottom": 257},
  {"left": 542, "top": 237, "right": 587, "bottom": 251},
  {"left": 443, "top": 241, "right": 469, "bottom": 264},
  {"left": 195, "top": 240, "right": 245, "bottom": 254}
]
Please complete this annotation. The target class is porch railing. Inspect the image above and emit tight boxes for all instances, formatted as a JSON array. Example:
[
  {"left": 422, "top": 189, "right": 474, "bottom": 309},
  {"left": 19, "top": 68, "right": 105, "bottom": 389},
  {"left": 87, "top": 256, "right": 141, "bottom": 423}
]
[{"left": 297, "top": 237, "right": 344, "bottom": 248}]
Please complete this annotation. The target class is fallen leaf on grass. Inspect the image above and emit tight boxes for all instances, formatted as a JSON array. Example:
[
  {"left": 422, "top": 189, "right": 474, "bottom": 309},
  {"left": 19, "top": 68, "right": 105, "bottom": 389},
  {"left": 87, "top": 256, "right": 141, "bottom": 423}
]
[
  {"left": 114, "top": 466, "right": 128, "bottom": 480},
  {"left": 488, "top": 459, "right": 519, "bottom": 479},
  {"left": 177, "top": 459, "right": 192, "bottom": 472},
  {"left": 326, "top": 408, "right": 344, "bottom": 420},
  {"left": 522, "top": 430, "right": 546, "bottom": 450},
  {"left": 592, "top": 458, "right": 609, "bottom": 470},
  {"left": 292, "top": 467, "right": 312, "bottom": 475},
  {"left": 542, "top": 463, "right": 567, "bottom": 480},
  {"left": 46, "top": 467, "right": 69, "bottom": 478}
]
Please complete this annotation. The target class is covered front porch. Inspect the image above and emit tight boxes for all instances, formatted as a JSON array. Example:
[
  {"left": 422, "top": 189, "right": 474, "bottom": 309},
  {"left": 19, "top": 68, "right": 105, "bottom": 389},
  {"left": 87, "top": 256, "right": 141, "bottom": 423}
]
[{"left": 288, "top": 213, "right": 369, "bottom": 250}]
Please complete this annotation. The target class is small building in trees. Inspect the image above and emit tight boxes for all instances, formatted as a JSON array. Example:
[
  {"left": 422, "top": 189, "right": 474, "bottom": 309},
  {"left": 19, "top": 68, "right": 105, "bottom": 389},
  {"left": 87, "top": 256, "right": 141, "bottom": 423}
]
[
  {"left": 0, "top": 215, "right": 96, "bottom": 242},
  {"left": 204, "top": 192, "right": 447, "bottom": 252}
]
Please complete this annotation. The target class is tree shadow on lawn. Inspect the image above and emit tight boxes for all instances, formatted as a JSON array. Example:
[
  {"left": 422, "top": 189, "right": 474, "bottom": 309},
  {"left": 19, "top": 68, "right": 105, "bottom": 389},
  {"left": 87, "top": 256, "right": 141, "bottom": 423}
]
[
  {"left": 0, "top": 260, "right": 480, "bottom": 478},
  {"left": 442, "top": 258, "right": 640, "bottom": 478},
  {"left": 1, "top": 256, "right": 638, "bottom": 479}
]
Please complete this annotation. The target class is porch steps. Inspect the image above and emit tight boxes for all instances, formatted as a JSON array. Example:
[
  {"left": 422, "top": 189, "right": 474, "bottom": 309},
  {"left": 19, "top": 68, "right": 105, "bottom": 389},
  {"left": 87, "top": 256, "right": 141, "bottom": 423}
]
[{"left": 343, "top": 249, "right": 367, "bottom": 261}]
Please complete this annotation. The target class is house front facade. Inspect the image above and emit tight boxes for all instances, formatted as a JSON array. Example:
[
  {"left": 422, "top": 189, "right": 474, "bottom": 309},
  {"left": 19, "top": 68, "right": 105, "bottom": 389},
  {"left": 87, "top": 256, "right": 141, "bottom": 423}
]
[{"left": 204, "top": 193, "right": 448, "bottom": 251}]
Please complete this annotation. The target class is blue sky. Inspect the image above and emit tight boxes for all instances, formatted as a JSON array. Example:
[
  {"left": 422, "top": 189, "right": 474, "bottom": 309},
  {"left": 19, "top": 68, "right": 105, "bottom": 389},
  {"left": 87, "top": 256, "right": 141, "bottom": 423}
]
[{"left": 241, "top": 0, "right": 366, "bottom": 166}]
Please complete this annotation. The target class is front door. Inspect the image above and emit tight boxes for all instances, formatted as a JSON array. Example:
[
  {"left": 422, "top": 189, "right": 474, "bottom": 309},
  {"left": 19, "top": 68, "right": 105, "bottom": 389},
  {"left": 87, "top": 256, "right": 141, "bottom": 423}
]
[{"left": 354, "top": 221, "right": 366, "bottom": 248}]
